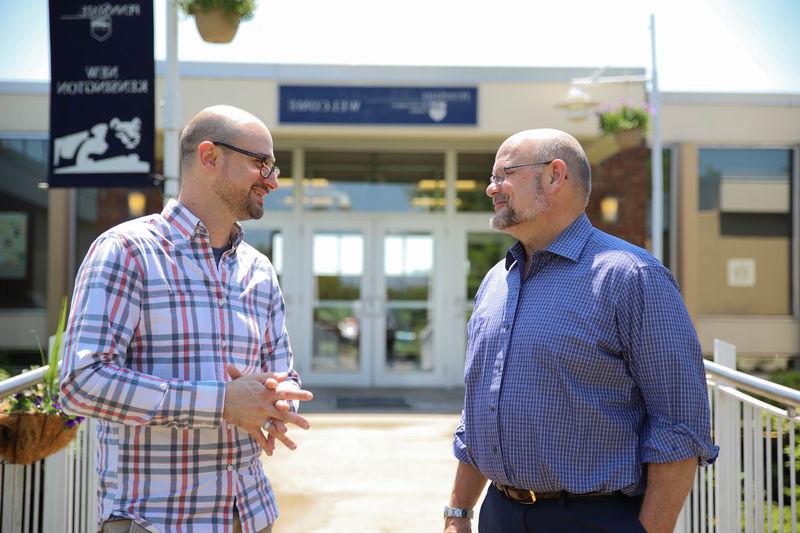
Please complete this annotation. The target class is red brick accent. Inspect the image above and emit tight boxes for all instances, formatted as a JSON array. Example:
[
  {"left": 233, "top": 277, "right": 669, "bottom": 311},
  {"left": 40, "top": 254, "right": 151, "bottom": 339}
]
[
  {"left": 95, "top": 187, "right": 164, "bottom": 234},
  {"left": 587, "top": 147, "right": 650, "bottom": 248}
]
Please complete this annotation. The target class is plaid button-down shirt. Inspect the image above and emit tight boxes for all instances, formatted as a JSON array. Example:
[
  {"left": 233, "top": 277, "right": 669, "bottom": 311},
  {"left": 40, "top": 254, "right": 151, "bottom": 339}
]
[
  {"left": 454, "top": 214, "right": 718, "bottom": 495},
  {"left": 60, "top": 200, "right": 299, "bottom": 533}
]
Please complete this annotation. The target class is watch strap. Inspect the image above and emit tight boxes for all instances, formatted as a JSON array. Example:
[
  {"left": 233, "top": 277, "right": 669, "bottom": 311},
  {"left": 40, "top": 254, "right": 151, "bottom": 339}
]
[{"left": 443, "top": 506, "right": 474, "bottom": 519}]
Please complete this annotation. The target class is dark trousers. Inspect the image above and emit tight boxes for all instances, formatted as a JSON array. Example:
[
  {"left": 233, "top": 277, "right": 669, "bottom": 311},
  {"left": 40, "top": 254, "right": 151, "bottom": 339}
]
[{"left": 479, "top": 483, "right": 646, "bottom": 533}]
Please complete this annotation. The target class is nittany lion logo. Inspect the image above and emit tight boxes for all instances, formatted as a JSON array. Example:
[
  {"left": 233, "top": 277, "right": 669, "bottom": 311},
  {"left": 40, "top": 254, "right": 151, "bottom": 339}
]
[{"left": 53, "top": 117, "right": 149, "bottom": 174}]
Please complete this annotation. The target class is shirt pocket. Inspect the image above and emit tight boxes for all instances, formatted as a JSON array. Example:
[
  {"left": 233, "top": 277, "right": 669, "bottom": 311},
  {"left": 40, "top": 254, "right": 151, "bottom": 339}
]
[{"left": 464, "top": 315, "right": 489, "bottom": 382}]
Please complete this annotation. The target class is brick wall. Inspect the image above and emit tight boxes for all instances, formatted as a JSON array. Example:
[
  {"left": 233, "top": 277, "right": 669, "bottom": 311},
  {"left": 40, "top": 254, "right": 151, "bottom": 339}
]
[
  {"left": 95, "top": 186, "right": 164, "bottom": 234},
  {"left": 587, "top": 146, "right": 650, "bottom": 248}
]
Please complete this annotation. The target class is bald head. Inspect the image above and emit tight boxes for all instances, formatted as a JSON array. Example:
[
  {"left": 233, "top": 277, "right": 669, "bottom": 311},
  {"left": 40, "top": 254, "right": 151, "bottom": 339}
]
[
  {"left": 502, "top": 129, "right": 591, "bottom": 205},
  {"left": 179, "top": 105, "right": 267, "bottom": 174}
]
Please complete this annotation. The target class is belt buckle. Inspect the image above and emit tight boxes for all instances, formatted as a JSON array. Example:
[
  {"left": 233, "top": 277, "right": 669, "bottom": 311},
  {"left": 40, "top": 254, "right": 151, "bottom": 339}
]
[{"left": 524, "top": 490, "right": 537, "bottom": 505}]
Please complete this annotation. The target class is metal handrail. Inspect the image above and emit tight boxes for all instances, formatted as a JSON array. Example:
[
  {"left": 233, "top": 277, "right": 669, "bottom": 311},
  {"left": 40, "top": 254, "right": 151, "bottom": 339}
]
[
  {"left": 0, "top": 365, "right": 48, "bottom": 398},
  {"left": 703, "top": 359, "right": 800, "bottom": 410},
  {"left": 1, "top": 359, "right": 799, "bottom": 408}
]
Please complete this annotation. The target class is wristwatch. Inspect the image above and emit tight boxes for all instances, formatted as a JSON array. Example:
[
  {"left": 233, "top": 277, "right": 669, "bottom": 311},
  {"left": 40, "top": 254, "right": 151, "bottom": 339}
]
[{"left": 443, "top": 506, "right": 474, "bottom": 519}]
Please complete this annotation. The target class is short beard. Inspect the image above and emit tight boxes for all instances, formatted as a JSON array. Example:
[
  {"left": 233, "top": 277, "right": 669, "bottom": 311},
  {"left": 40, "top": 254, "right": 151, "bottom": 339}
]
[
  {"left": 490, "top": 175, "right": 547, "bottom": 231},
  {"left": 214, "top": 171, "right": 264, "bottom": 221}
]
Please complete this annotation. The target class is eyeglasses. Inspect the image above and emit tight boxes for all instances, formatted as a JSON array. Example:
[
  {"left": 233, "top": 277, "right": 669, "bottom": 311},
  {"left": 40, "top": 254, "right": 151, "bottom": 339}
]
[
  {"left": 213, "top": 141, "right": 280, "bottom": 179},
  {"left": 490, "top": 160, "right": 553, "bottom": 187}
]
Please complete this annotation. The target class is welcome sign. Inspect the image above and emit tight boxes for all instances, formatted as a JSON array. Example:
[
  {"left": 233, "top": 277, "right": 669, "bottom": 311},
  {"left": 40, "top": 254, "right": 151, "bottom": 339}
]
[
  {"left": 280, "top": 86, "right": 478, "bottom": 125},
  {"left": 48, "top": 1, "right": 155, "bottom": 188}
]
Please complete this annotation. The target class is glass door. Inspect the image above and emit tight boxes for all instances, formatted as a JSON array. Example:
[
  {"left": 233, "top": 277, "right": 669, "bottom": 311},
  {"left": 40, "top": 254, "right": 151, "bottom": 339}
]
[
  {"left": 374, "top": 219, "right": 444, "bottom": 386},
  {"left": 302, "top": 220, "right": 374, "bottom": 386}
]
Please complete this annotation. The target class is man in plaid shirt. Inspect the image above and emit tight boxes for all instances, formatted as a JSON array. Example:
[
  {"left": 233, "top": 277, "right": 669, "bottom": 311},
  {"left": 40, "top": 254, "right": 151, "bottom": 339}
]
[{"left": 60, "top": 105, "right": 313, "bottom": 533}]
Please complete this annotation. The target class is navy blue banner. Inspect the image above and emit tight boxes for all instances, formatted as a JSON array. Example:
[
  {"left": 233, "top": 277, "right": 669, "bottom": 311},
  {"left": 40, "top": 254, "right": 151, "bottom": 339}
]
[
  {"left": 280, "top": 86, "right": 478, "bottom": 125},
  {"left": 48, "top": 1, "right": 156, "bottom": 188}
]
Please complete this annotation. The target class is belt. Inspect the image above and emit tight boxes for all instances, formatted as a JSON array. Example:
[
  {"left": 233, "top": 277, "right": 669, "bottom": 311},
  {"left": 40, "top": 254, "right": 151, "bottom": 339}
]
[{"left": 492, "top": 482, "right": 625, "bottom": 505}]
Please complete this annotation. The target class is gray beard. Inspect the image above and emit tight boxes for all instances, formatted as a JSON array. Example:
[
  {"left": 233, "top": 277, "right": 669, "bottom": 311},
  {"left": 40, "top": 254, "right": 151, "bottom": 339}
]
[{"left": 490, "top": 204, "right": 521, "bottom": 230}]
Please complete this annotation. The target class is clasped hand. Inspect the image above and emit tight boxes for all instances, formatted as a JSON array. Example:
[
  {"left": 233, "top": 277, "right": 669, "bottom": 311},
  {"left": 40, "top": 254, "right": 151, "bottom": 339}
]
[{"left": 223, "top": 365, "right": 313, "bottom": 456}]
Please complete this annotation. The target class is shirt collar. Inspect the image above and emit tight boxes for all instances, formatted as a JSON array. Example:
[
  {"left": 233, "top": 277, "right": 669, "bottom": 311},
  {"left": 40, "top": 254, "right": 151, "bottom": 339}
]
[
  {"left": 162, "top": 199, "right": 245, "bottom": 250},
  {"left": 504, "top": 213, "right": 593, "bottom": 270}
]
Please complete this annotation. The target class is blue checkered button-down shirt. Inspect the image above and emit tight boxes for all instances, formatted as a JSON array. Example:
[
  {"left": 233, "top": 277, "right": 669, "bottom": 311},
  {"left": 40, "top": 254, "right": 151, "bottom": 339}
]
[{"left": 454, "top": 214, "right": 718, "bottom": 496}]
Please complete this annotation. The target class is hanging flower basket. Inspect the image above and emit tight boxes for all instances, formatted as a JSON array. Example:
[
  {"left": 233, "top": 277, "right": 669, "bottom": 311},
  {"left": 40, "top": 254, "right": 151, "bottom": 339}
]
[
  {"left": 178, "top": 1, "right": 258, "bottom": 44},
  {"left": 614, "top": 128, "right": 644, "bottom": 149},
  {"left": 598, "top": 104, "right": 649, "bottom": 150},
  {"left": 0, "top": 412, "right": 78, "bottom": 465},
  {"left": 193, "top": 8, "right": 240, "bottom": 43},
  {"left": 0, "top": 298, "right": 83, "bottom": 464}
]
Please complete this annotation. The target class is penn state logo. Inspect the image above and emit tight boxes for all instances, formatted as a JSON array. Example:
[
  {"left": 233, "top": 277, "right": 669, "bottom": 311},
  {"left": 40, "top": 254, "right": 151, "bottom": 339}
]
[
  {"left": 60, "top": 4, "right": 143, "bottom": 43},
  {"left": 89, "top": 16, "right": 112, "bottom": 42},
  {"left": 428, "top": 101, "right": 448, "bottom": 122}
]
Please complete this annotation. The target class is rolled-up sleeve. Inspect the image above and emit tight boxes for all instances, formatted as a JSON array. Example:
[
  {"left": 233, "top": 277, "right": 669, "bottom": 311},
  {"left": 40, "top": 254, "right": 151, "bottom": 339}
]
[
  {"left": 452, "top": 410, "right": 474, "bottom": 465},
  {"left": 616, "top": 265, "right": 719, "bottom": 466}
]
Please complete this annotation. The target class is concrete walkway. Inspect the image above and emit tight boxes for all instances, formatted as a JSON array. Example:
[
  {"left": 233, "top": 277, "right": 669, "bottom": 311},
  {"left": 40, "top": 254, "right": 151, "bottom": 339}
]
[{"left": 261, "top": 413, "right": 476, "bottom": 533}]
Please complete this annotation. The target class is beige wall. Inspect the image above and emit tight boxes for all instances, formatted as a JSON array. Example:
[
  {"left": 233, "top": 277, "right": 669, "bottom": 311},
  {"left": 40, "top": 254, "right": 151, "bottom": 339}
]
[
  {"left": 696, "top": 211, "right": 790, "bottom": 315},
  {"left": 0, "top": 90, "right": 48, "bottom": 132},
  {"left": 677, "top": 141, "right": 800, "bottom": 358},
  {"left": 662, "top": 98, "right": 800, "bottom": 144}
]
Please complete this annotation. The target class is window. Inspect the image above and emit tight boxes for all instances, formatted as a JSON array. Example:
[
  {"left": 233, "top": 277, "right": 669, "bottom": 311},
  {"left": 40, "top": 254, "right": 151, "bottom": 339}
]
[
  {"left": 304, "top": 151, "right": 445, "bottom": 212},
  {"left": 457, "top": 153, "right": 494, "bottom": 212},
  {"left": 697, "top": 148, "right": 794, "bottom": 315},
  {"left": 0, "top": 138, "right": 48, "bottom": 308}
]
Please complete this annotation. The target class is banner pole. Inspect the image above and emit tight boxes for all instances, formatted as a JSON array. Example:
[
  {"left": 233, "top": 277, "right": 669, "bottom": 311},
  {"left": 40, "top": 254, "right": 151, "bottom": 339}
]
[{"left": 163, "top": 0, "right": 181, "bottom": 204}]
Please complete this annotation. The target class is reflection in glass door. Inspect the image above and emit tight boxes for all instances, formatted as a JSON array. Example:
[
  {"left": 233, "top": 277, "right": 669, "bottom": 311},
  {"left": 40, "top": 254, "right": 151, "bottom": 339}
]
[
  {"left": 382, "top": 232, "right": 435, "bottom": 373},
  {"left": 311, "top": 232, "right": 364, "bottom": 373}
]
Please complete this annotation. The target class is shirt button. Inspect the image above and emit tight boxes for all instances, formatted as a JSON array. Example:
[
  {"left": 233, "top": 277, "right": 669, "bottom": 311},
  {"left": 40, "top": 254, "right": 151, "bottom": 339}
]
[
  {"left": 489, "top": 404, "right": 496, "bottom": 412},
  {"left": 492, "top": 447, "right": 498, "bottom": 454},
  {"left": 226, "top": 465, "right": 234, "bottom": 472},
  {"left": 221, "top": 340, "right": 228, "bottom": 348},
  {"left": 159, "top": 383, "right": 168, "bottom": 391}
]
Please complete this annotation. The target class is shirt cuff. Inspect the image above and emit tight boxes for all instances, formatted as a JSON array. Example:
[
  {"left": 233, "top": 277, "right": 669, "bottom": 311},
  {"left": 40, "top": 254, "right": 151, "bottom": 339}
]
[
  {"left": 641, "top": 422, "right": 719, "bottom": 466},
  {"left": 452, "top": 426, "right": 474, "bottom": 466},
  {"left": 165, "top": 380, "right": 226, "bottom": 428}
]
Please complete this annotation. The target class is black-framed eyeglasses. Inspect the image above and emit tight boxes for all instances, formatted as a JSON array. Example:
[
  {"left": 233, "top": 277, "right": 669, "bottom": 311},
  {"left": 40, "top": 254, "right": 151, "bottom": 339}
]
[
  {"left": 490, "top": 160, "right": 553, "bottom": 187},
  {"left": 213, "top": 141, "right": 280, "bottom": 179}
]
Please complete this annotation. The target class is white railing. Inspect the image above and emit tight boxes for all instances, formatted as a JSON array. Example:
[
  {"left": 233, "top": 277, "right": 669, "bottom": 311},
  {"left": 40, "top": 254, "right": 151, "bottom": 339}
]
[
  {"left": 2, "top": 340, "right": 799, "bottom": 532},
  {"left": 0, "top": 365, "right": 97, "bottom": 533},
  {"left": 676, "top": 339, "right": 800, "bottom": 533}
]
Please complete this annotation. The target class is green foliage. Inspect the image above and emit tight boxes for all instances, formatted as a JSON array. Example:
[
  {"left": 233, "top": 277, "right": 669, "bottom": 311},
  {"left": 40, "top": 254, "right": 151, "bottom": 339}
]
[
  {"left": 598, "top": 105, "right": 650, "bottom": 135},
  {"left": 5, "top": 298, "right": 84, "bottom": 428},
  {"left": 177, "top": 0, "right": 257, "bottom": 21},
  {"left": 767, "top": 369, "right": 800, "bottom": 390}
]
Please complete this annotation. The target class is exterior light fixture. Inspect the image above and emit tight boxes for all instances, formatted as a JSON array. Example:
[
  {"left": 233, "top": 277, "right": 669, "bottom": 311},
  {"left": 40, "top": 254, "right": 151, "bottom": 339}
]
[
  {"left": 600, "top": 196, "right": 619, "bottom": 224},
  {"left": 127, "top": 191, "right": 147, "bottom": 217},
  {"left": 555, "top": 85, "right": 599, "bottom": 122}
]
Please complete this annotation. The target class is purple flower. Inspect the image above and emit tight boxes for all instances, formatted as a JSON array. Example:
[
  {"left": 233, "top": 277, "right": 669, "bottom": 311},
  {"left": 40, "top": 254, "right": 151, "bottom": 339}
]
[
  {"left": 65, "top": 419, "right": 76, "bottom": 428},
  {"left": 14, "top": 392, "right": 23, "bottom": 400}
]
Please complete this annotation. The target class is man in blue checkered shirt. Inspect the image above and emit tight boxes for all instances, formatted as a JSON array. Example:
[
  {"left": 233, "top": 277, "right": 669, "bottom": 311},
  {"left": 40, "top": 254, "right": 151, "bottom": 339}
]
[{"left": 444, "top": 129, "right": 718, "bottom": 533}]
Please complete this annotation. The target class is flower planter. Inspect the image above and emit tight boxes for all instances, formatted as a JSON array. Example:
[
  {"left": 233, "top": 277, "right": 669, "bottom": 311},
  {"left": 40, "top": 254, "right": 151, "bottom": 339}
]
[
  {"left": 193, "top": 8, "right": 241, "bottom": 43},
  {"left": 0, "top": 412, "right": 78, "bottom": 464},
  {"left": 614, "top": 128, "right": 644, "bottom": 150}
]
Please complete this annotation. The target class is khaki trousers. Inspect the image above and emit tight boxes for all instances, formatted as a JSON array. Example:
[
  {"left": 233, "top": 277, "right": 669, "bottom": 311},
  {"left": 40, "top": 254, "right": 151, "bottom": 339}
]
[{"left": 101, "top": 516, "right": 273, "bottom": 533}]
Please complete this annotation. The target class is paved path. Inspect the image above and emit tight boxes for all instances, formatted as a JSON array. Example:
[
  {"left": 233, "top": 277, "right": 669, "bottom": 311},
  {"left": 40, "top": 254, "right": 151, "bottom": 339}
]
[{"left": 261, "top": 413, "right": 479, "bottom": 533}]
